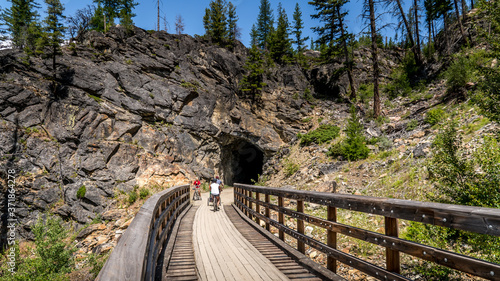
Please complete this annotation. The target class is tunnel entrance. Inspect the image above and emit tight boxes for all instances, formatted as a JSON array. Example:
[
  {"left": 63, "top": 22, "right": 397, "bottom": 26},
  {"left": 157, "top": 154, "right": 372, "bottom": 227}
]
[{"left": 222, "top": 140, "right": 264, "bottom": 186}]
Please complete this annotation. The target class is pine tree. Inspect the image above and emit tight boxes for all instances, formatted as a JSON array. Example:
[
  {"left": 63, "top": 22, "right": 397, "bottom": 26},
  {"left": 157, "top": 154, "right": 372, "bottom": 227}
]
[
  {"left": 119, "top": 0, "right": 138, "bottom": 32},
  {"left": 256, "top": 0, "right": 273, "bottom": 49},
  {"left": 91, "top": 0, "right": 120, "bottom": 32},
  {"left": 240, "top": 45, "right": 266, "bottom": 99},
  {"left": 310, "top": 0, "right": 356, "bottom": 99},
  {"left": 227, "top": 2, "right": 238, "bottom": 44},
  {"left": 250, "top": 24, "right": 258, "bottom": 46},
  {"left": 204, "top": 0, "right": 227, "bottom": 45},
  {"left": 268, "top": 3, "right": 293, "bottom": 64},
  {"left": 385, "top": 0, "right": 421, "bottom": 64},
  {"left": 42, "top": 0, "right": 65, "bottom": 71},
  {"left": 2, "top": 0, "right": 41, "bottom": 52},
  {"left": 364, "top": 0, "right": 381, "bottom": 117},
  {"left": 292, "top": 3, "right": 309, "bottom": 53}
]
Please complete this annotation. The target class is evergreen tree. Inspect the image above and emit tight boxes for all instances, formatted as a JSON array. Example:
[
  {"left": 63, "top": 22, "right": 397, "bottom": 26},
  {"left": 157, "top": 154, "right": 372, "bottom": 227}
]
[
  {"left": 42, "top": 0, "right": 65, "bottom": 71},
  {"left": 240, "top": 45, "right": 266, "bottom": 98},
  {"left": 119, "top": 0, "right": 138, "bottom": 32},
  {"left": 203, "top": 0, "right": 227, "bottom": 45},
  {"left": 2, "top": 0, "right": 41, "bottom": 52},
  {"left": 268, "top": 3, "right": 293, "bottom": 64},
  {"left": 292, "top": 3, "right": 309, "bottom": 53},
  {"left": 385, "top": 0, "right": 421, "bottom": 64},
  {"left": 256, "top": 0, "right": 273, "bottom": 49},
  {"left": 364, "top": 0, "right": 381, "bottom": 117},
  {"left": 250, "top": 24, "right": 258, "bottom": 46},
  {"left": 310, "top": 0, "right": 356, "bottom": 99},
  {"left": 91, "top": 0, "right": 120, "bottom": 32},
  {"left": 227, "top": 2, "right": 238, "bottom": 44}
]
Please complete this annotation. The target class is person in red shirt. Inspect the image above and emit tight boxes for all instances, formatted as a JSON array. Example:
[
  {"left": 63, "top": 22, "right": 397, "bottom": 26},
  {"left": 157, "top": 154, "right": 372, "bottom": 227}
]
[{"left": 193, "top": 179, "right": 201, "bottom": 200}]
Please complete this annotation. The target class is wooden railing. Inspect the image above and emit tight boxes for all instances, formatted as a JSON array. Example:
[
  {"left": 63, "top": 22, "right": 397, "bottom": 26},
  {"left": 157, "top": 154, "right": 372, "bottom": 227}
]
[
  {"left": 97, "top": 184, "right": 190, "bottom": 281},
  {"left": 234, "top": 183, "right": 500, "bottom": 281}
]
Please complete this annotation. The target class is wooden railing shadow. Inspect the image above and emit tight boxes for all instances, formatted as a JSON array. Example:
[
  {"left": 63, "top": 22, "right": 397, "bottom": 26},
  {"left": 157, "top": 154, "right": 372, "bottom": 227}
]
[
  {"left": 234, "top": 183, "right": 500, "bottom": 281},
  {"left": 97, "top": 184, "right": 190, "bottom": 281}
]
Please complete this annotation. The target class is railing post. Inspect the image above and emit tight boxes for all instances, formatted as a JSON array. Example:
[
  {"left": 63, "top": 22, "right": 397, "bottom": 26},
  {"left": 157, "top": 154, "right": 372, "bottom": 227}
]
[
  {"left": 327, "top": 205, "right": 337, "bottom": 273},
  {"left": 265, "top": 194, "right": 270, "bottom": 231},
  {"left": 255, "top": 192, "right": 261, "bottom": 226},
  {"left": 385, "top": 217, "right": 400, "bottom": 274},
  {"left": 249, "top": 190, "right": 253, "bottom": 220},
  {"left": 278, "top": 196, "right": 284, "bottom": 241},
  {"left": 297, "top": 200, "right": 305, "bottom": 254}
]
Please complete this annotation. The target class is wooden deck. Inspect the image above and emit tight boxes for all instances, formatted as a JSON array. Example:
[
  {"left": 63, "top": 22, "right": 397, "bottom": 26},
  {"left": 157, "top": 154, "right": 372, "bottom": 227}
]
[{"left": 192, "top": 189, "right": 291, "bottom": 281}]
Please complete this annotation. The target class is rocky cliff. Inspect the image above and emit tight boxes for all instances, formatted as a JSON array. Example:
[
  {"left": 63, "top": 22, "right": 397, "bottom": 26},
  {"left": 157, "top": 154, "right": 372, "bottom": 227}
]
[{"left": 0, "top": 26, "right": 402, "bottom": 242}]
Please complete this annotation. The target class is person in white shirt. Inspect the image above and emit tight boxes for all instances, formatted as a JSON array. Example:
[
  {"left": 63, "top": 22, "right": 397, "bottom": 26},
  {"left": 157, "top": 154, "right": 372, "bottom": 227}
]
[{"left": 210, "top": 179, "right": 220, "bottom": 211}]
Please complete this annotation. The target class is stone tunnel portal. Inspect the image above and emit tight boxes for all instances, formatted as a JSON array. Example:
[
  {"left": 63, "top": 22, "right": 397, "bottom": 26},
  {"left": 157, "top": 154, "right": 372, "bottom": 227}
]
[{"left": 223, "top": 140, "right": 264, "bottom": 186}]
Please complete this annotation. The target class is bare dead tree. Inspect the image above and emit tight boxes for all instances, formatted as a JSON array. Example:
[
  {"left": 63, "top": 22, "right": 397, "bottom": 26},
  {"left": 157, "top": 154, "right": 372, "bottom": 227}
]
[{"left": 175, "top": 14, "right": 185, "bottom": 35}]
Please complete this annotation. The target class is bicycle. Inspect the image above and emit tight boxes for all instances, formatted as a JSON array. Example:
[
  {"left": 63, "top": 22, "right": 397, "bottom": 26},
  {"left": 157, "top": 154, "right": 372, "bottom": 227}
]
[{"left": 193, "top": 186, "right": 201, "bottom": 201}]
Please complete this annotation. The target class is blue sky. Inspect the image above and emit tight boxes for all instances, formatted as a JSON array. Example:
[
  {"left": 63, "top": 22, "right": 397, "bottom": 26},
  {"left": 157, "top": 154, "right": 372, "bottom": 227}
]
[{"left": 0, "top": 0, "right": 401, "bottom": 47}]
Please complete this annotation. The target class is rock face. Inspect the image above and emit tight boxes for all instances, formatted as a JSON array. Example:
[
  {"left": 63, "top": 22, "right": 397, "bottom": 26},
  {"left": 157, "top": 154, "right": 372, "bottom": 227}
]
[
  {"left": 0, "top": 27, "right": 309, "bottom": 238},
  {"left": 0, "top": 26, "right": 401, "bottom": 240}
]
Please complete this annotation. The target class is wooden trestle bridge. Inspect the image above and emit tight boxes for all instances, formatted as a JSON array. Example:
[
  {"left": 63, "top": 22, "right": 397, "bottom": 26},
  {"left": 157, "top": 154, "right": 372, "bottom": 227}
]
[{"left": 97, "top": 184, "right": 500, "bottom": 281}]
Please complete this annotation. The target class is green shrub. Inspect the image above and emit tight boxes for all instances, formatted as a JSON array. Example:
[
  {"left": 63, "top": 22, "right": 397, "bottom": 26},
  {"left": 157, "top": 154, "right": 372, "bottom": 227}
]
[
  {"left": 1, "top": 215, "right": 76, "bottom": 280},
  {"left": 88, "top": 253, "right": 109, "bottom": 279},
  {"left": 384, "top": 68, "right": 412, "bottom": 99},
  {"left": 127, "top": 190, "right": 138, "bottom": 204},
  {"left": 139, "top": 188, "right": 150, "bottom": 199},
  {"left": 284, "top": 159, "right": 300, "bottom": 177},
  {"left": 377, "top": 135, "right": 392, "bottom": 151},
  {"left": 406, "top": 119, "right": 418, "bottom": 131},
  {"left": 328, "top": 107, "right": 369, "bottom": 161},
  {"left": 425, "top": 108, "right": 445, "bottom": 125},
  {"left": 358, "top": 83, "right": 374, "bottom": 103},
  {"left": 298, "top": 124, "right": 340, "bottom": 146},
  {"left": 407, "top": 121, "right": 500, "bottom": 278},
  {"left": 428, "top": 122, "right": 500, "bottom": 207},
  {"left": 445, "top": 55, "right": 474, "bottom": 94},
  {"left": 76, "top": 185, "right": 86, "bottom": 199}
]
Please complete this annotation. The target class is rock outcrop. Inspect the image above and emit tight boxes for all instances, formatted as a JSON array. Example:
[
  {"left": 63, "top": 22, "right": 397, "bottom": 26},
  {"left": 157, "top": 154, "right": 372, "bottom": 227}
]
[{"left": 0, "top": 26, "right": 401, "bottom": 241}]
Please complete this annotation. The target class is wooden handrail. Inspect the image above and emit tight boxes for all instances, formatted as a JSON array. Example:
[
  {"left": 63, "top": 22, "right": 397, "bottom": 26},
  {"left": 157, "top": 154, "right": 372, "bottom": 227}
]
[
  {"left": 97, "top": 184, "right": 190, "bottom": 281},
  {"left": 234, "top": 183, "right": 500, "bottom": 281}
]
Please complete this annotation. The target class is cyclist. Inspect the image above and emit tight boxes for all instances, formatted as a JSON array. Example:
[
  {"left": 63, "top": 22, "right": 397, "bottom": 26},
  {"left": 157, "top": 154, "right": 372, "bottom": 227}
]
[
  {"left": 193, "top": 179, "right": 201, "bottom": 200},
  {"left": 215, "top": 176, "right": 224, "bottom": 191},
  {"left": 210, "top": 179, "right": 221, "bottom": 211}
]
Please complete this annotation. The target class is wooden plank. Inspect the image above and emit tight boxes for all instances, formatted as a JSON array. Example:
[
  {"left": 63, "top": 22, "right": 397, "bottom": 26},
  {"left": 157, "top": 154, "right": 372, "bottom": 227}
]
[
  {"left": 327, "top": 205, "right": 337, "bottom": 274},
  {"left": 228, "top": 203, "right": 346, "bottom": 281},
  {"left": 278, "top": 196, "right": 284, "bottom": 241},
  {"left": 385, "top": 217, "right": 400, "bottom": 274},
  {"left": 297, "top": 200, "right": 305, "bottom": 254},
  {"left": 256, "top": 192, "right": 261, "bottom": 226},
  {"left": 265, "top": 194, "right": 271, "bottom": 231}
]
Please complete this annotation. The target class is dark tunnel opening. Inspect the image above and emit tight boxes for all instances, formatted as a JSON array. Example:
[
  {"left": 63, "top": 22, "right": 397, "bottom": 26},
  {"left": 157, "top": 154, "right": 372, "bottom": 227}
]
[{"left": 223, "top": 141, "right": 264, "bottom": 186}]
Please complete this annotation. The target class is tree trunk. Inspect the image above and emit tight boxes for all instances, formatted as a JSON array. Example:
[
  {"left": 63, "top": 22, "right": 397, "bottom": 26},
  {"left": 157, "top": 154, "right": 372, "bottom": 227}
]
[
  {"left": 461, "top": 0, "right": 467, "bottom": 21},
  {"left": 338, "top": 8, "right": 356, "bottom": 100},
  {"left": 428, "top": 19, "right": 432, "bottom": 58},
  {"left": 453, "top": 0, "right": 467, "bottom": 45},
  {"left": 395, "top": 0, "right": 421, "bottom": 64},
  {"left": 414, "top": 0, "right": 421, "bottom": 63},
  {"left": 369, "top": 0, "right": 381, "bottom": 118},
  {"left": 444, "top": 13, "right": 449, "bottom": 52}
]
